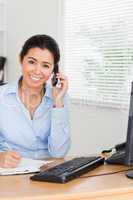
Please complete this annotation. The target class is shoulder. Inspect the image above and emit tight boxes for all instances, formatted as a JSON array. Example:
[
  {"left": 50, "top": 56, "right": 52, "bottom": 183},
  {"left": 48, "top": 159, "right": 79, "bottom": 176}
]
[
  {"left": 0, "top": 82, "right": 16, "bottom": 95},
  {"left": 0, "top": 83, "right": 9, "bottom": 95},
  {"left": 0, "top": 81, "right": 18, "bottom": 107}
]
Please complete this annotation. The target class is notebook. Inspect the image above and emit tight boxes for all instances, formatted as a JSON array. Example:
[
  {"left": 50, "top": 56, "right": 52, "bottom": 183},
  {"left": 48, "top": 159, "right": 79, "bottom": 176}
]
[{"left": 0, "top": 157, "right": 53, "bottom": 175}]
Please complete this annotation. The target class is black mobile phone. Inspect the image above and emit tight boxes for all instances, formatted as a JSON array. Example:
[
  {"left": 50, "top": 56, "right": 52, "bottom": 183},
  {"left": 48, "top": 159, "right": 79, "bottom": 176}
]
[{"left": 51, "top": 64, "right": 59, "bottom": 87}]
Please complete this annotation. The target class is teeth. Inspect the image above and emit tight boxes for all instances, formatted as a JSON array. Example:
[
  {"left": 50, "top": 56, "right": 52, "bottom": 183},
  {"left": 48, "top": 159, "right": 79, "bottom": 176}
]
[{"left": 30, "top": 75, "right": 41, "bottom": 81}]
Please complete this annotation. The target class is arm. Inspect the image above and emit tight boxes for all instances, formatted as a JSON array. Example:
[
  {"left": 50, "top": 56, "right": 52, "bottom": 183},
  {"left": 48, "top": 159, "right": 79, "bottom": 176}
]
[
  {"left": 48, "top": 96, "right": 71, "bottom": 158},
  {"left": 0, "top": 86, "right": 21, "bottom": 167},
  {"left": 0, "top": 135, "right": 21, "bottom": 168}
]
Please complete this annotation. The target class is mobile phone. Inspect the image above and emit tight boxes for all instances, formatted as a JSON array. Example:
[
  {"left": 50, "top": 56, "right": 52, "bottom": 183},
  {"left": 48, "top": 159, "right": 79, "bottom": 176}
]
[{"left": 51, "top": 64, "right": 59, "bottom": 87}]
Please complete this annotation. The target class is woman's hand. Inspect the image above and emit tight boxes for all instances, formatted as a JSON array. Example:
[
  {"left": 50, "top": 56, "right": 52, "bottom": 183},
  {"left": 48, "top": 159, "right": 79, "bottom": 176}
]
[
  {"left": 0, "top": 151, "right": 21, "bottom": 168},
  {"left": 52, "top": 72, "right": 68, "bottom": 107}
]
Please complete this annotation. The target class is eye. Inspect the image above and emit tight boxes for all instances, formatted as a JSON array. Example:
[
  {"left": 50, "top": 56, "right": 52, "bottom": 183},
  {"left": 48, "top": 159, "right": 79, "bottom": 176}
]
[
  {"left": 42, "top": 64, "right": 50, "bottom": 68},
  {"left": 28, "top": 60, "right": 35, "bottom": 64}
]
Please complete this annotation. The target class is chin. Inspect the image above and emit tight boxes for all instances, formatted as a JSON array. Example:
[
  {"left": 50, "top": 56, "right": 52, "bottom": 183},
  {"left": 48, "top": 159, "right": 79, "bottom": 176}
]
[{"left": 28, "top": 80, "right": 45, "bottom": 88}]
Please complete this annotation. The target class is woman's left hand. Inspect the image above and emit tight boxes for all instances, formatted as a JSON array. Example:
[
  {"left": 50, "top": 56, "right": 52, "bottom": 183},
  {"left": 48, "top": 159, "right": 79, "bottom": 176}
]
[{"left": 52, "top": 72, "right": 68, "bottom": 107}]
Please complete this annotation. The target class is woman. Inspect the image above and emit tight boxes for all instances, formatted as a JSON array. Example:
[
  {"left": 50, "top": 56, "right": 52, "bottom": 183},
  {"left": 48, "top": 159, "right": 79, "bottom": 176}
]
[{"left": 0, "top": 34, "right": 71, "bottom": 168}]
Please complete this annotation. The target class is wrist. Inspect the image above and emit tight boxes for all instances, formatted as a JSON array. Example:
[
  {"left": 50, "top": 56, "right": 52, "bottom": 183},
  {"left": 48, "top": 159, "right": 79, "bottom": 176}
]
[{"left": 53, "top": 99, "right": 64, "bottom": 108}]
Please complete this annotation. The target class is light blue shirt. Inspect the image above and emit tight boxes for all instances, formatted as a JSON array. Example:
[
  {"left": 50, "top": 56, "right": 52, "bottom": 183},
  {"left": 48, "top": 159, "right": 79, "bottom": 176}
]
[{"left": 0, "top": 78, "right": 71, "bottom": 159}]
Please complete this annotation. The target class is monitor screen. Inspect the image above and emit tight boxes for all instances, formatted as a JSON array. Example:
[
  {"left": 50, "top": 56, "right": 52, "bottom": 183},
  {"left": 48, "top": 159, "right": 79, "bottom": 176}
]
[
  {"left": 106, "top": 81, "right": 133, "bottom": 166},
  {"left": 125, "top": 81, "right": 133, "bottom": 165}
]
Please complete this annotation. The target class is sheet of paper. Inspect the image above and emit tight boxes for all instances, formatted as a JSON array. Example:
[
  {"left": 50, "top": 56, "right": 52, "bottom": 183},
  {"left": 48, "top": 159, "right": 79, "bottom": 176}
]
[{"left": 0, "top": 157, "right": 53, "bottom": 175}]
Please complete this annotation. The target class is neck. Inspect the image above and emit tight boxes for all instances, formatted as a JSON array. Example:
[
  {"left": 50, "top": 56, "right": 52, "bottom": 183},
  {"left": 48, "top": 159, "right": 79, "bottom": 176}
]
[
  {"left": 20, "top": 80, "right": 44, "bottom": 96},
  {"left": 19, "top": 79, "right": 45, "bottom": 117}
]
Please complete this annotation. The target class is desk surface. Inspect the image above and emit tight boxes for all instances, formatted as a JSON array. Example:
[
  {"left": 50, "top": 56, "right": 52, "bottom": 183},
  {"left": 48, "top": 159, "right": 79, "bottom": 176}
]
[{"left": 1, "top": 161, "right": 133, "bottom": 200}]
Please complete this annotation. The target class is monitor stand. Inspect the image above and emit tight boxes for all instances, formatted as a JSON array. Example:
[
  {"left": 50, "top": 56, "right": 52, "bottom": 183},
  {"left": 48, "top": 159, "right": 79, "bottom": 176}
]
[
  {"left": 105, "top": 151, "right": 125, "bottom": 165},
  {"left": 126, "top": 170, "right": 133, "bottom": 179}
]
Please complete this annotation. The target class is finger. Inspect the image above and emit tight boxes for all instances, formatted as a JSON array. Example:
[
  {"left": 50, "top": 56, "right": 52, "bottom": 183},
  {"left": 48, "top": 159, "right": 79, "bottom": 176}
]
[
  {"left": 10, "top": 157, "right": 21, "bottom": 165},
  {"left": 60, "top": 79, "right": 68, "bottom": 88},
  {"left": 3, "top": 156, "right": 20, "bottom": 168},
  {"left": 58, "top": 77, "right": 68, "bottom": 87},
  {"left": 56, "top": 76, "right": 67, "bottom": 82},
  {"left": 4, "top": 152, "right": 21, "bottom": 166},
  {"left": 10, "top": 151, "right": 21, "bottom": 160},
  {"left": 56, "top": 72, "right": 67, "bottom": 80},
  {"left": 7, "top": 154, "right": 21, "bottom": 163},
  {"left": 4, "top": 160, "right": 19, "bottom": 168}
]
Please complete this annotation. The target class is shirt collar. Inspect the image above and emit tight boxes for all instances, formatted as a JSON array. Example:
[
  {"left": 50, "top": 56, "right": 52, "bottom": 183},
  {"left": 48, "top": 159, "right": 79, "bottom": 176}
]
[{"left": 4, "top": 76, "right": 53, "bottom": 100}]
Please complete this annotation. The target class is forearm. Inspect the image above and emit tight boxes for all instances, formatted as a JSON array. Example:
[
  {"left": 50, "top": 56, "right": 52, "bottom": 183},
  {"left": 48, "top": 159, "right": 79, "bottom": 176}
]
[{"left": 48, "top": 107, "right": 71, "bottom": 158}]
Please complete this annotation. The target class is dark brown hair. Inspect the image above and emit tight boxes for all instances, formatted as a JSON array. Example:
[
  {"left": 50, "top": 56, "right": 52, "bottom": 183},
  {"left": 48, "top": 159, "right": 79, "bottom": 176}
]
[{"left": 20, "top": 34, "right": 60, "bottom": 71}]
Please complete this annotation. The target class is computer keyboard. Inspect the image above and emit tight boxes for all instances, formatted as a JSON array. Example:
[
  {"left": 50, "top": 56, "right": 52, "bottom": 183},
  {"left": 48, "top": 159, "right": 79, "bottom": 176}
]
[{"left": 30, "top": 156, "right": 105, "bottom": 183}]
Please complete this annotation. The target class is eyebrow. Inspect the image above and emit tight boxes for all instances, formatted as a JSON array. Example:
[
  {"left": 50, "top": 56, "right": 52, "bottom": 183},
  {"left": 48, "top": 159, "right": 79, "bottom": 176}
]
[{"left": 28, "top": 56, "right": 52, "bottom": 65}]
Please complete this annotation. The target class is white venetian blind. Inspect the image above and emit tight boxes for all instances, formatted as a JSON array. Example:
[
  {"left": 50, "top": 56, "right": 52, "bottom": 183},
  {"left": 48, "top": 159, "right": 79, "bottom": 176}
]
[{"left": 63, "top": 0, "right": 133, "bottom": 108}]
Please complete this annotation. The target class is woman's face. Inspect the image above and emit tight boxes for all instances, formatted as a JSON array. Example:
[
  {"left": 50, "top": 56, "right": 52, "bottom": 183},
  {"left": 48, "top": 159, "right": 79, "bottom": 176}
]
[{"left": 20, "top": 47, "right": 54, "bottom": 89}]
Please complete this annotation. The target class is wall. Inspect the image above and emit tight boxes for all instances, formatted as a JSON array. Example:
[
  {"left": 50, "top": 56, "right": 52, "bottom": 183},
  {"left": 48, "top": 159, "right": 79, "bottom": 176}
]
[
  {"left": 6, "top": 0, "right": 129, "bottom": 157},
  {"left": 6, "top": 0, "right": 59, "bottom": 82},
  {"left": 68, "top": 104, "right": 128, "bottom": 156}
]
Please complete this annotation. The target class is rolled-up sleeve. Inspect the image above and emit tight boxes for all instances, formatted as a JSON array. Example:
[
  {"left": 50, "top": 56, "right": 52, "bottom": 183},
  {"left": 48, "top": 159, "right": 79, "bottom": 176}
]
[
  {"left": 0, "top": 135, "right": 9, "bottom": 152},
  {"left": 48, "top": 96, "right": 71, "bottom": 158}
]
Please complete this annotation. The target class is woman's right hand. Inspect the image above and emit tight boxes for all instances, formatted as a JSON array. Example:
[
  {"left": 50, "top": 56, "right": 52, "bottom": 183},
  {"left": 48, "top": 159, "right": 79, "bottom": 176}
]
[{"left": 0, "top": 151, "right": 21, "bottom": 168}]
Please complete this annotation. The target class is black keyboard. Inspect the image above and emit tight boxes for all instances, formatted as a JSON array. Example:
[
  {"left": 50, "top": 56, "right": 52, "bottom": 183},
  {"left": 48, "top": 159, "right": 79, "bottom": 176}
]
[{"left": 30, "top": 156, "right": 104, "bottom": 183}]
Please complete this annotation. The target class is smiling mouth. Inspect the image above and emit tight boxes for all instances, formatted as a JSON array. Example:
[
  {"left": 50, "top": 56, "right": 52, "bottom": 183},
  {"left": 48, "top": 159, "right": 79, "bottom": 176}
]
[{"left": 30, "top": 75, "right": 42, "bottom": 81}]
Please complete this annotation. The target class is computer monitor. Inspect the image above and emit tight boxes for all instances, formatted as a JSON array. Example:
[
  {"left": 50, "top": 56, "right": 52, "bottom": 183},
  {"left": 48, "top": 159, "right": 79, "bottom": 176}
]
[
  {"left": 125, "top": 81, "right": 133, "bottom": 166},
  {"left": 124, "top": 81, "right": 133, "bottom": 179},
  {"left": 106, "top": 81, "right": 133, "bottom": 166}
]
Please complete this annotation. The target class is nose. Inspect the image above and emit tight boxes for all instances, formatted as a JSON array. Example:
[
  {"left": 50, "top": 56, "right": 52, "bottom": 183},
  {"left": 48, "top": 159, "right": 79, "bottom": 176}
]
[{"left": 33, "top": 63, "right": 42, "bottom": 74}]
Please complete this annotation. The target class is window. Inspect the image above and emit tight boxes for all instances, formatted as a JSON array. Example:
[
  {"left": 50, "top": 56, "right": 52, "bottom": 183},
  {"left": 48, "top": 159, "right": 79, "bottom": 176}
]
[{"left": 63, "top": 0, "right": 133, "bottom": 108}]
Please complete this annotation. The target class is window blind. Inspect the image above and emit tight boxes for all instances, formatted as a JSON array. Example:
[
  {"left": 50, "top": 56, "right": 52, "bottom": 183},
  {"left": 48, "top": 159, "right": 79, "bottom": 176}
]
[{"left": 63, "top": 0, "right": 133, "bottom": 108}]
